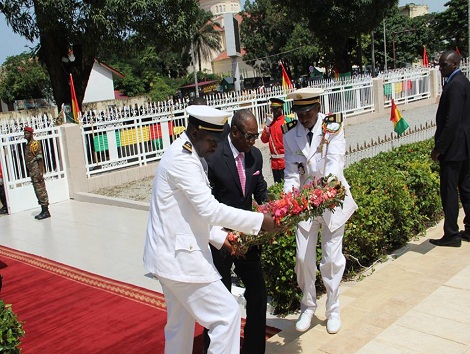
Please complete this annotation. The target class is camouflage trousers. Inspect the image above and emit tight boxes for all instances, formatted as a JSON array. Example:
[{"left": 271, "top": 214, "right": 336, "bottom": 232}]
[{"left": 29, "top": 164, "right": 49, "bottom": 207}]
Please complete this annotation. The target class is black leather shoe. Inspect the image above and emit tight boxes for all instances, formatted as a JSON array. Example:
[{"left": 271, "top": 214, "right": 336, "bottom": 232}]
[
  {"left": 461, "top": 231, "right": 470, "bottom": 242},
  {"left": 0, "top": 207, "right": 7, "bottom": 215},
  {"left": 36, "top": 210, "right": 51, "bottom": 220},
  {"left": 429, "top": 235, "right": 461, "bottom": 247}
]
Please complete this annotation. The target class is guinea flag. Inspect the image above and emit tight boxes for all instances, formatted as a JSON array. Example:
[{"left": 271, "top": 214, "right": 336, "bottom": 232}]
[
  {"left": 70, "top": 73, "right": 80, "bottom": 123},
  {"left": 279, "top": 61, "right": 293, "bottom": 90},
  {"left": 390, "top": 99, "right": 409, "bottom": 136}
]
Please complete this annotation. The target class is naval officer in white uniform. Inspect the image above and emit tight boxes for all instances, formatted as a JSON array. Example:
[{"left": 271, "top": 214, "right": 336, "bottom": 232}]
[
  {"left": 143, "top": 104, "right": 277, "bottom": 354},
  {"left": 283, "top": 88, "right": 357, "bottom": 334}
]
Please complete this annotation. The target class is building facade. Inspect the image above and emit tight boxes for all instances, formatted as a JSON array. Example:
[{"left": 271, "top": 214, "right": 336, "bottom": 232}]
[
  {"left": 196, "top": 0, "right": 259, "bottom": 80},
  {"left": 400, "top": 3, "right": 429, "bottom": 18}
]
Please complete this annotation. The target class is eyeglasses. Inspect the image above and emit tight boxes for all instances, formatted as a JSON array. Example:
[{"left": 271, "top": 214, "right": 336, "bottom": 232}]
[{"left": 235, "top": 124, "right": 259, "bottom": 141}]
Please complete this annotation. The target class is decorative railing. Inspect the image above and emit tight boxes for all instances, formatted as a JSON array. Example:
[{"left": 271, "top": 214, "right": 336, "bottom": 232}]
[
  {"left": 382, "top": 68, "right": 431, "bottom": 106},
  {"left": 0, "top": 67, "right": 443, "bottom": 178},
  {"left": 345, "top": 121, "right": 436, "bottom": 167}
]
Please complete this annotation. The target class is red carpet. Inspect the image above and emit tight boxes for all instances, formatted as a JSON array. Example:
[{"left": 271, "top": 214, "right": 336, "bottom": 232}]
[{"left": 0, "top": 245, "right": 280, "bottom": 353}]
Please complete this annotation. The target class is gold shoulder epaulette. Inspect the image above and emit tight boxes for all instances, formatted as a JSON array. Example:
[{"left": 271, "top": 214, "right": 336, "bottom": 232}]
[
  {"left": 282, "top": 120, "right": 298, "bottom": 134},
  {"left": 323, "top": 112, "right": 343, "bottom": 124},
  {"left": 183, "top": 141, "right": 192, "bottom": 153},
  {"left": 30, "top": 140, "right": 40, "bottom": 155}
]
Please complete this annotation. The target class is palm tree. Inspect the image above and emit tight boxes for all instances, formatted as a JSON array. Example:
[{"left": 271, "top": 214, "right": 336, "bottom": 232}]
[{"left": 187, "top": 9, "right": 222, "bottom": 73}]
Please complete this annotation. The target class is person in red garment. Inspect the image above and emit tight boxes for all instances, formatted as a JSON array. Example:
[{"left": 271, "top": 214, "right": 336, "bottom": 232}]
[{"left": 260, "top": 98, "right": 287, "bottom": 183}]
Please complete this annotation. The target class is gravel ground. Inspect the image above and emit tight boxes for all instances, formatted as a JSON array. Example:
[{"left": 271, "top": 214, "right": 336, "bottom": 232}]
[{"left": 94, "top": 102, "right": 438, "bottom": 203}]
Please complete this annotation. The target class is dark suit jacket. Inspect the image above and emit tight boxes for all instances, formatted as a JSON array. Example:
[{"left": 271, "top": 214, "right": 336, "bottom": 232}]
[
  {"left": 206, "top": 137, "right": 268, "bottom": 211},
  {"left": 435, "top": 70, "right": 470, "bottom": 161}
]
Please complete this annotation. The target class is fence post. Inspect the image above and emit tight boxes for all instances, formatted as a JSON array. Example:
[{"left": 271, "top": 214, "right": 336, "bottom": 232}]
[
  {"left": 60, "top": 123, "right": 89, "bottom": 196},
  {"left": 429, "top": 68, "right": 440, "bottom": 100},
  {"left": 372, "top": 77, "right": 385, "bottom": 115}
]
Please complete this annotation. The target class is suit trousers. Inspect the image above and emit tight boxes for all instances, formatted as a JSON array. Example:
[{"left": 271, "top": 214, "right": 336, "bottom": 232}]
[
  {"left": 272, "top": 169, "right": 284, "bottom": 184},
  {"left": 439, "top": 159, "right": 470, "bottom": 236},
  {"left": 158, "top": 276, "right": 241, "bottom": 354},
  {"left": 296, "top": 218, "right": 346, "bottom": 318},
  {"left": 204, "top": 245, "right": 267, "bottom": 354}
]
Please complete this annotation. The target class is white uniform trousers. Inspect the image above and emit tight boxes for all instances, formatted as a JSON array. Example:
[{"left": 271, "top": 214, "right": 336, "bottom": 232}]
[
  {"left": 158, "top": 276, "right": 241, "bottom": 354},
  {"left": 295, "top": 217, "right": 346, "bottom": 318}
]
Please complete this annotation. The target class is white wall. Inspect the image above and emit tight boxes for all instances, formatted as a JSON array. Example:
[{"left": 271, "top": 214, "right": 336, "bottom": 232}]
[{"left": 83, "top": 62, "right": 116, "bottom": 104}]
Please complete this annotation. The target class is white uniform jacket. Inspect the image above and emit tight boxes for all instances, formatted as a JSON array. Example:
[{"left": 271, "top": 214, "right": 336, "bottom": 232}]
[
  {"left": 143, "top": 132, "right": 264, "bottom": 283},
  {"left": 283, "top": 113, "right": 358, "bottom": 233}
]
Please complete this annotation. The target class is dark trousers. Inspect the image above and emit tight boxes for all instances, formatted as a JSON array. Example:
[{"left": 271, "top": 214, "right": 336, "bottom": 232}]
[
  {"left": 203, "top": 245, "right": 267, "bottom": 354},
  {"left": 0, "top": 184, "right": 6, "bottom": 209},
  {"left": 272, "top": 169, "right": 284, "bottom": 184},
  {"left": 440, "top": 159, "right": 470, "bottom": 237}
]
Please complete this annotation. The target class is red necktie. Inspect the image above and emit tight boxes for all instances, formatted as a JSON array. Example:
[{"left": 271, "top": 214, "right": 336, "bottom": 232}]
[{"left": 236, "top": 153, "right": 246, "bottom": 196}]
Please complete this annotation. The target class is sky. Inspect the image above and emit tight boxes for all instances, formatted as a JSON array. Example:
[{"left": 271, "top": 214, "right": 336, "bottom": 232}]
[{"left": 0, "top": 0, "right": 449, "bottom": 65}]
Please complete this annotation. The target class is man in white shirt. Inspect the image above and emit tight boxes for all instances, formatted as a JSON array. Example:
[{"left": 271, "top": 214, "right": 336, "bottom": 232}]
[{"left": 143, "top": 105, "right": 277, "bottom": 354}]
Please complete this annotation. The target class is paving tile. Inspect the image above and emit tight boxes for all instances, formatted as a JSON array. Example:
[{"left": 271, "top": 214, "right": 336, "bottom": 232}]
[
  {"left": 374, "top": 324, "right": 467, "bottom": 353},
  {"left": 361, "top": 297, "right": 413, "bottom": 329},
  {"left": 356, "top": 339, "right": 415, "bottom": 354},
  {"left": 397, "top": 309, "right": 470, "bottom": 345},
  {"left": 316, "top": 323, "right": 383, "bottom": 354},
  {"left": 445, "top": 265, "right": 470, "bottom": 291},
  {"left": 414, "top": 286, "right": 470, "bottom": 324}
]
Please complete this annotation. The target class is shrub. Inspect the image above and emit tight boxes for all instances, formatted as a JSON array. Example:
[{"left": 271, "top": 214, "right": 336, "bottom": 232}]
[
  {"left": 262, "top": 139, "right": 441, "bottom": 315},
  {"left": 0, "top": 300, "right": 25, "bottom": 353}
]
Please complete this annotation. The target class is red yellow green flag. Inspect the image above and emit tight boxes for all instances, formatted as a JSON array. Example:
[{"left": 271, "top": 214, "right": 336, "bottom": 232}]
[
  {"left": 423, "top": 45, "right": 428, "bottom": 67},
  {"left": 69, "top": 73, "right": 80, "bottom": 123},
  {"left": 390, "top": 99, "right": 409, "bottom": 136},
  {"left": 280, "top": 61, "right": 293, "bottom": 90}
]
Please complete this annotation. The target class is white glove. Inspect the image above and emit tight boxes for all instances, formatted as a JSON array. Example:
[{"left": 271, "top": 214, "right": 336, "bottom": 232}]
[{"left": 265, "top": 114, "right": 273, "bottom": 127}]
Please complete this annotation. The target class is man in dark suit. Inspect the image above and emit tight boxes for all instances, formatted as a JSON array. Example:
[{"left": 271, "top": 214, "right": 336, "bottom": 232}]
[
  {"left": 430, "top": 50, "right": 470, "bottom": 247},
  {"left": 204, "top": 109, "right": 269, "bottom": 354}
]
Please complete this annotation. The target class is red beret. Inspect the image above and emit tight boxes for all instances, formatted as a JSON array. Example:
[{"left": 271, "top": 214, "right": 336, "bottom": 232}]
[{"left": 24, "top": 126, "right": 34, "bottom": 133}]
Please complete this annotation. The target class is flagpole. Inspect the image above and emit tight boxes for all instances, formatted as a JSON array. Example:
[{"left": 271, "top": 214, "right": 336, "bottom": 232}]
[{"left": 383, "top": 20, "right": 388, "bottom": 71}]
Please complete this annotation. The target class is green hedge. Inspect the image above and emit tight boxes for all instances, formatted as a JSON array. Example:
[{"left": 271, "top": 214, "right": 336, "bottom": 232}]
[{"left": 262, "top": 139, "right": 441, "bottom": 315}]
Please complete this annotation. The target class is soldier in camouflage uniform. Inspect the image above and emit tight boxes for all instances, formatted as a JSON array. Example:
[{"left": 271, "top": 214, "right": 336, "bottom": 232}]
[{"left": 24, "top": 126, "right": 50, "bottom": 220}]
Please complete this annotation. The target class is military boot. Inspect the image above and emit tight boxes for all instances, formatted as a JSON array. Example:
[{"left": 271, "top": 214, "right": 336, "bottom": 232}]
[{"left": 35, "top": 206, "right": 51, "bottom": 220}]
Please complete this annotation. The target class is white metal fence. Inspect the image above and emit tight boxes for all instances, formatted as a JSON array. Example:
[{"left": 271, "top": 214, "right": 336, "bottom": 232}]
[
  {"left": 381, "top": 68, "right": 431, "bottom": 106},
  {"left": 78, "top": 73, "right": 378, "bottom": 175},
  {"left": 0, "top": 66, "right": 457, "bottom": 186},
  {"left": 313, "top": 76, "right": 374, "bottom": 116},
  {"left": 0, "top": 115, "right": 69, "bottom": 213}
]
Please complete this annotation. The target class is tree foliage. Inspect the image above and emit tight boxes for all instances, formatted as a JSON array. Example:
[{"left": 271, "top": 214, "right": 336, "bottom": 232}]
[
  {"left": 436, "top": 0, "right": 469, "bottom": 57},
  {"left": 0, "top": 0, "right": 200, "bottom": 110},
  {"left": 271, "top": 0, "right": 398, "bottom": 73},
  {"left": 362, "top": 6, "right": 422, "bottom": 71},
  {"left": 240, "top": 0, "right": 320, "bottom": 79},
  {"left": 0, "top": 53, "right": 52, "bottom": 104}
]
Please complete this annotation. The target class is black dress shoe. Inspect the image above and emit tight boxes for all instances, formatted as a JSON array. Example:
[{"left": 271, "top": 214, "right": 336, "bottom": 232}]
[
  {"left": 429, "top": 235, "right": 461, "bottom": 247},
  {"left": 461, "top": 231, "right": 470, "bottom": 242}
]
